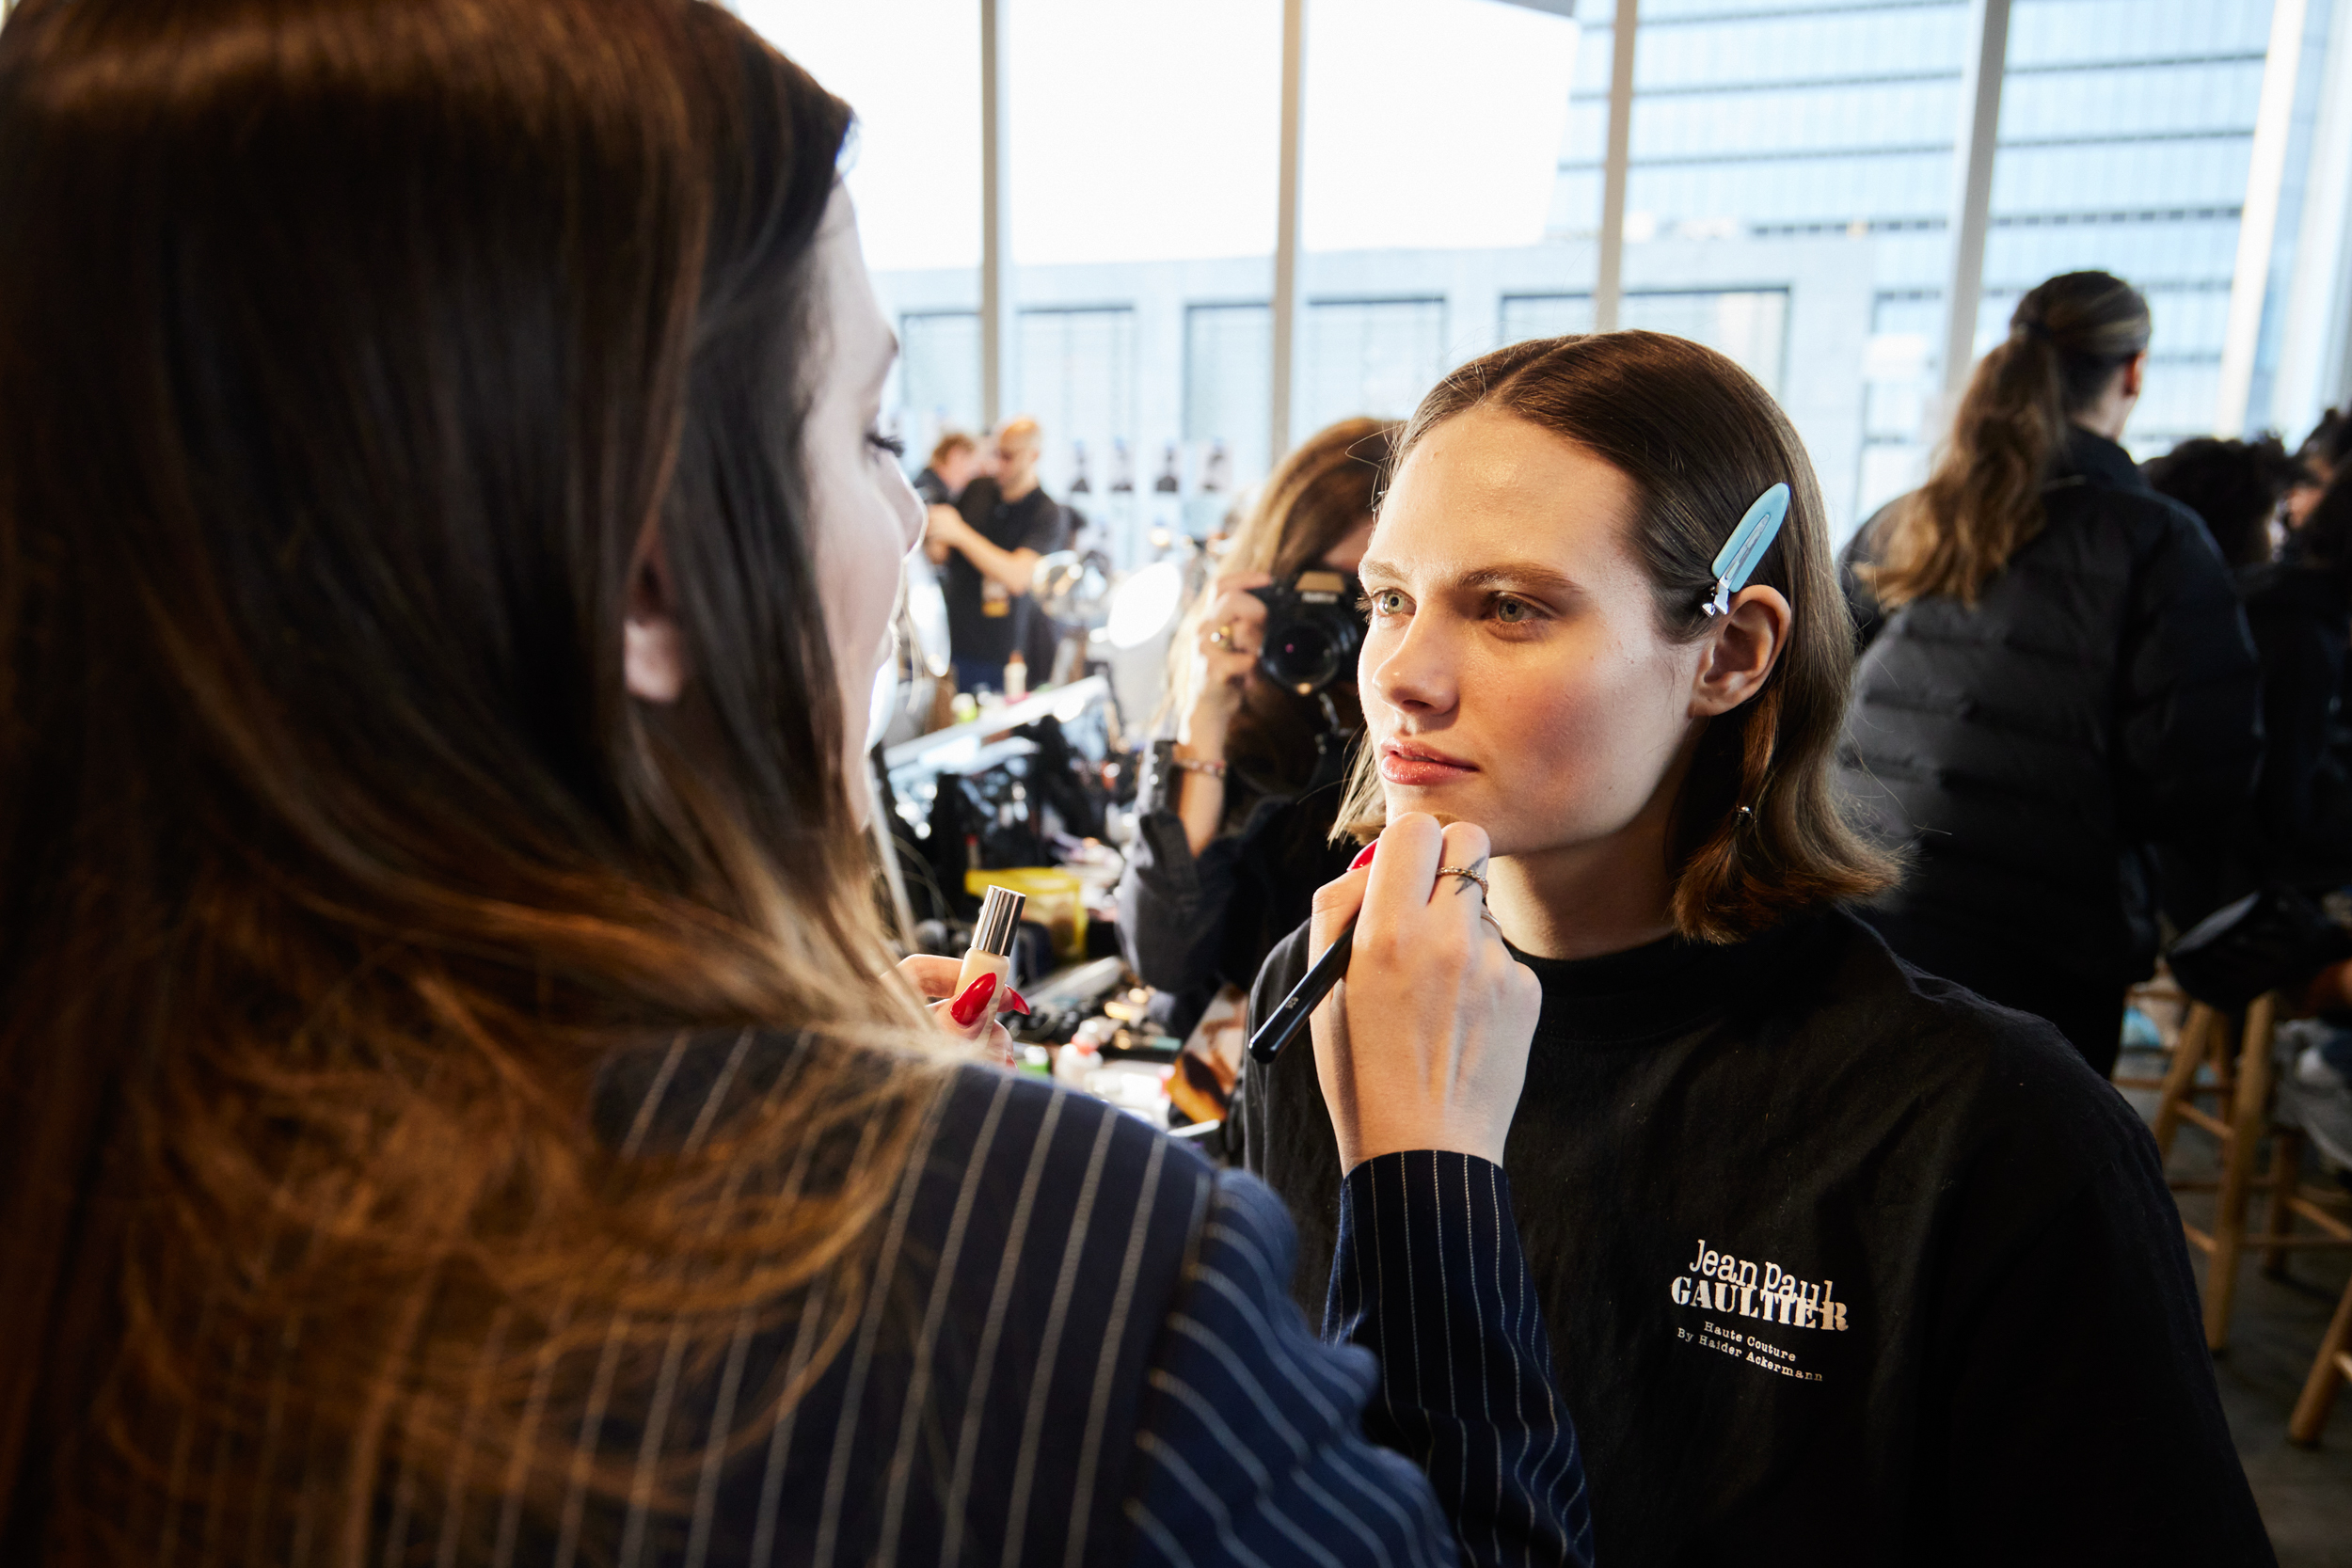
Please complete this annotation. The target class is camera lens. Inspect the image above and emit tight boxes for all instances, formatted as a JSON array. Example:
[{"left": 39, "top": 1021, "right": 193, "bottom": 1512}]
[{"left": 1263, "top": 623, "right": 1340, "bottom": 693}]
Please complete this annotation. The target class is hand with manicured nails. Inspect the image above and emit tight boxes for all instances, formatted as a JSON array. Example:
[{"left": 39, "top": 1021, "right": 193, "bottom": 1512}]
[
  {"left": 895, "top": 954, "right": 1028, "bottom": 1069},
  {"left": 1307, "top": 812, "right": 1540, "bottom": 1171}
]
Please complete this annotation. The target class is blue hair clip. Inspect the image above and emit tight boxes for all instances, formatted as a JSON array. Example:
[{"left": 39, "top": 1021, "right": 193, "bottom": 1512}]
[{"left": 1703, "top": 482, "right": 1789, "bottom": 617}]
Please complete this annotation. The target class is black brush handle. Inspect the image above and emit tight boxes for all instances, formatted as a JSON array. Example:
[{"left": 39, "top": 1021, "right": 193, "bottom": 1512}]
[{"left": 1246, "top": 919, "right": 1356, "bottom": 1065}]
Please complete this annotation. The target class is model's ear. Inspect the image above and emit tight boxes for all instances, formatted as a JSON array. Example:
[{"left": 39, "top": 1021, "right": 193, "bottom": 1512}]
[
  {"left": 1690, "top": 584, "right": 1790, "bottom": 719},
  {"left": 2121, "top": 350, "right": 2148, "bottom": 400},
  {"left": 624, "top": 539, "right": 688, "bottom": 705}
]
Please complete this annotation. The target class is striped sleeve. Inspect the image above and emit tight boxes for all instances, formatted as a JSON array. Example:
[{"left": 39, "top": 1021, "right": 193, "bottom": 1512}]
[
  {"left": 1326, "top": 1151, "right": 1595, "bottom": 1568},
  {"left": 1123, "top": 1162, "right": 1592, "bottom": 1568}
]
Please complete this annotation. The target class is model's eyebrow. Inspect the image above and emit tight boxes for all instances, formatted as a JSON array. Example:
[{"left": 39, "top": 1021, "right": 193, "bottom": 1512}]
[{"left": 1359, "top": 558, "right": 1584, "bottom": 597}]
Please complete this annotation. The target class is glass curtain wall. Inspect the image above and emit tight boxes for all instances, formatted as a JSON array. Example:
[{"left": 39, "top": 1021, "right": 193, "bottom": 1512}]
[
  {"left": 734, "top": 0, "right": 985, "bottom": 474},
  {"left": 1981, "top": 0, "right": 2273, "bottom": 459}
]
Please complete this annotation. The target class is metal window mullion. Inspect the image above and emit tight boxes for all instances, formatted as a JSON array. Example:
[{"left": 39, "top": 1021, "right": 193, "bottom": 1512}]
[
  {"left": 1269, "top": 0, "right": 1307, "bottom": 465},
  {"left": 1594, "top": 0, "right": 1640, "bottom": 333},
  {"left": 979, "top": 0, "right": 1014, "bottom": 429},
  {"left": 2273, "top": 0, "right": 2352, "bottom": 436},
  {"left": 2216, "top": 0, "right": 2311, "bottom": 436},
  {"left": 1939, "top": 0, "right": 2010, "bottom": 405}
]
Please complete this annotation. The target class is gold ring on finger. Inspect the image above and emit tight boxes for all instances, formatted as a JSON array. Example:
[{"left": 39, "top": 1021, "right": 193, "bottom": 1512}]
[
  {"left": 1208, "top": 623, "right": 1234, "bottom": 649},
  {"left": 1437, "top": 863, "right": 1489, "bottom": 897}
]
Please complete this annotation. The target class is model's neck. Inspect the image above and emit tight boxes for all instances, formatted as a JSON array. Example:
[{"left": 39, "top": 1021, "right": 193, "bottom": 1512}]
[{"left": 1486, "top": 816, "right": 1678, "bottom": 961}]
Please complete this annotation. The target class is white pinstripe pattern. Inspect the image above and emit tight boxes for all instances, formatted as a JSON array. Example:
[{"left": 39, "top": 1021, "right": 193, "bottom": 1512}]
[
  {"left": 812, "top": 1085, "right": 956, "bottom": 1567},
  {"left": 997, "top": 1110, "right": 1120, "bottom": 1568},
  {"left": 939, "top": 1091, "right": 1066, "bottom": 1567},
  {"left": 1062, "top": 1139, "right": 1184, "bottom": 1568},
  {"left": 874, "top": 1072, "right": 1015, "bottom": 1564}
]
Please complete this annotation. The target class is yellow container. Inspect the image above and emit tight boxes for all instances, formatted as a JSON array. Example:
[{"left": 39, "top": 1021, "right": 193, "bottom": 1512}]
[{"left": 964, "top": 866, "right": 1089, "bottom": 959}]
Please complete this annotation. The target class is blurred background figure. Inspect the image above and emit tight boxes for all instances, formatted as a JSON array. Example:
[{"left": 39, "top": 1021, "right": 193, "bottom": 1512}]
[
  {"left": 1840, "top": 271, "right": 2260, "bottom": 1075},
  {"left": 2144, "top": 434, "right": 2301, "bottom": 570},
  {"left": 913, "top": 428, "right": 981, "bottom": 508},
  {"left": 927, "top": 415, "right": 1069, "bottom": 695},
  {"left": 1116, "top": 418, "right": 1393, "bottom": 1043},
  {"left": 2287, "top": 408, "right": 2351, "bottom": 532}
]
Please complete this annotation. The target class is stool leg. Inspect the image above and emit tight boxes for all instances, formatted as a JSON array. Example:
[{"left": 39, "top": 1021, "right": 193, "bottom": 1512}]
[
  {"left": 2153, "top": 1004, "right": 2212, "bottom": 1162},
  {"left": 2289, "top": 1272, "right": 2352, "bottom": 1446},
  {"left": 2262, "top": 1128, "right": 2304, "bottom": 1278},
  {"left": 2204, "top": 995, "right": 2277, "bottom": 1353}
]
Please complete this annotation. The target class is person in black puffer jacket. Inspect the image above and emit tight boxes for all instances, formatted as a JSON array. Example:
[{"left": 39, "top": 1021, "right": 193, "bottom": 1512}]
[{"left": 1841, "top": 271, "right": 2261, "bottom": 1075}]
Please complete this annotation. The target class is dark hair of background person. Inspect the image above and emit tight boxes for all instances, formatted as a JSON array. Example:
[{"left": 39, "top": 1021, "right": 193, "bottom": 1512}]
[
  {"left": 0, "top": 0, "right": 950, "bottom": 1560},
  {"left": 1166, "top": 417, "right": 1397, "bottom": 796},
  {"left": 1329, "top": 332, "right": 1895, "bottom": 942},
  {"left": 2143, "top": 434, "right": 2299, "bottom": 568},
  {"left": 1867, "top": 271, "right": 2152, "bottom": 609},
  {"left": 2295, "top": 467, "right": 2352, "bottom": 594},
  {"left": 2303, "top": 406, "right": 2352, "bottom": 474}
]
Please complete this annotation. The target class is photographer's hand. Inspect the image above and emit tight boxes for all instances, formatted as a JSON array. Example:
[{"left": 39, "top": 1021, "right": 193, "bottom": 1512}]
[
  {"left": 1173, "top": 572, "right": 1270, "bottom": 854},
  {"left": 1307, "top": 813, "right": 1539, "bottom": 1170}
]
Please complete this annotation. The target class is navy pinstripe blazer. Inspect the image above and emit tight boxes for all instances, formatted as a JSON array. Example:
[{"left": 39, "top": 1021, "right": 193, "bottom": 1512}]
[{"left": 545, "top": 1031, "right": 1595, "bottom": 1568}]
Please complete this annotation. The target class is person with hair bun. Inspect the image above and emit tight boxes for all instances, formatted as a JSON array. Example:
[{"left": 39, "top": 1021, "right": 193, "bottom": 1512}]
[
  {"left": 1841, "top": 271, "right": 2261, "bottom": 1074},
  {"left": 1233, "top": 330, "right": 2266, "bottom": 1561}
]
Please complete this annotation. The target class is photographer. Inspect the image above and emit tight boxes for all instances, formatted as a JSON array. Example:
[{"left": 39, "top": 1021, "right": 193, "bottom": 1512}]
[{"left": 1116, "top": 419, "right": 1395, "bottom": 1033}]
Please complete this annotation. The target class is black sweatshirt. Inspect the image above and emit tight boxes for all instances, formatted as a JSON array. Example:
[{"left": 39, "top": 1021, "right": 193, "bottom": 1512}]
[{"left": 1230, "top": 907, "right": 2272, "bottom": 1566}]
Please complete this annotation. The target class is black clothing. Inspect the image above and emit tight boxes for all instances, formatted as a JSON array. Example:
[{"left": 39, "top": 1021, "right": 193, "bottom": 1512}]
[
  {"left": 1115, "top": 780, "right": 1357, "bottom": 1034},
  {"left": 1840, "top": 426, "right": 2261, "bottom": 1052},
  {"left": 946, "top": 477, "right": 1068, "bottom": 671},
  {"left": 912, "top": 465, "right": 956, "bottom": 506},
  {"left": 2158, "top": 560, "right": 2352, "bottom": 931},
  {"left": 1232, "top": 909, "right": 2269, "bottom": 1565}
]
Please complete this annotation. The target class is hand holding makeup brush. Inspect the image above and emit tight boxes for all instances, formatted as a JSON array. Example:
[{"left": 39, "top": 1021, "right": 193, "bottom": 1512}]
[{"left": 1306, "top": 812, "right": 1539, "bottom": 1171}]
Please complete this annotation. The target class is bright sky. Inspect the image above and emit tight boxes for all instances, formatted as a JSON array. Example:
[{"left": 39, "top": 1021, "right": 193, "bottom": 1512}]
[{"left": 734, "top": 0, "right": 1581, "bottom": 270}]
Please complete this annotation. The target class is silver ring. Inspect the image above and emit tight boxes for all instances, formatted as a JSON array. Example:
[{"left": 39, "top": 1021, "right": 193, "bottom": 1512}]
[{"left": 1437, "top": 863, "right": 1489, "bottom": 897}]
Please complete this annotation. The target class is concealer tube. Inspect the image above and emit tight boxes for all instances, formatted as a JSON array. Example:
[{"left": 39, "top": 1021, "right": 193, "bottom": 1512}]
[{"left": 953, "top": 885, "right": 1026, "bottom": 1034}]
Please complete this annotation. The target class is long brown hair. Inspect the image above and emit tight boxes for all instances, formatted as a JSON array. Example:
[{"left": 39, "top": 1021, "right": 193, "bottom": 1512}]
[
  {"left": 0, "top": 1, "right": 946, "bottom": 1560},
  {"left": 1166, "top": 419, "right": 1395, "bottom": 797},
  {"left": 1331, "top": 333, "right": 1894, "bottom": 942},
  {"left": 1867, "top": 271, "right": 2151, "bottom": 608}
]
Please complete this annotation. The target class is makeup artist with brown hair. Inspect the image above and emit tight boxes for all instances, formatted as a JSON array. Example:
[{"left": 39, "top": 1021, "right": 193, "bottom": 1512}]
[{"left": 0, "top": 2, "right": 1589, "bottom": 1562}]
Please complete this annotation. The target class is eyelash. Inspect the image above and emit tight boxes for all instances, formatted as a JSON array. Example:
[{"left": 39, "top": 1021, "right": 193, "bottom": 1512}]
[{"left": 866, "top": 431, "right": 906, "bottom": 460}]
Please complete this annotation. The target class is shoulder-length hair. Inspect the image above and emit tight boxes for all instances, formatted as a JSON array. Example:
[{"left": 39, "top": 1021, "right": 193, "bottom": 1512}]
[
  {"left": 1161, "top": 418, "right": 1394, "bottom": 794},
  {"left": 1867, "top": 270, "right": 2151, "bottom": 609},
  {"left": 0, "top": 0, "right": 942, "bottom": 1560},
  {"left": 1330, "top": 332, "right": 1894, "bottom": 942}
]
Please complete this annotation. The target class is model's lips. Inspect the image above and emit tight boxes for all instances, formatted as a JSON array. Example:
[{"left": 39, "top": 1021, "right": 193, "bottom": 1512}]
[{"left": 1377, "top": 738, "right": 1478, "bottom": 787}]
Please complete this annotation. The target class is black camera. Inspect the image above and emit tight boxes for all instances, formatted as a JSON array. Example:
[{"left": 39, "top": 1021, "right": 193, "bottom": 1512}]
[{"left": 1249, "top": 568, "right": 1366, "bottom": 696}]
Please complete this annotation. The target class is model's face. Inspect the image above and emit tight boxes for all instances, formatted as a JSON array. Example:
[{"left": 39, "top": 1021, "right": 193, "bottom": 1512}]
[
  {"left": 1357, "top": 407, "right": 1710, "bottom": 858},
  {"left": 803, "top": 186, "right": 924, "bottom": 814}
]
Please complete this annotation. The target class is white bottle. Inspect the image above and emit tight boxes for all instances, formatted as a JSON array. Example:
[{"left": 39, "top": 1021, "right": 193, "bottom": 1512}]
[{"left": 1003, "top": 649, "right": 1028, "bottom": 702}]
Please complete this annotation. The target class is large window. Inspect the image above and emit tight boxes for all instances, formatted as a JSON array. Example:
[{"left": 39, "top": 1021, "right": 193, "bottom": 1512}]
[
  {"left": 1018, "top": 307, "right": 1137, "bottom": 554},
  {"left": 1501, "top": 289, "right": 1789, "bottom": 395},
  {"left": 1186, "top": 304, "right": 1274, "bottom": 501},
  {"left": 1301, "top": 299, "right": 1451, "bottom": 435}
]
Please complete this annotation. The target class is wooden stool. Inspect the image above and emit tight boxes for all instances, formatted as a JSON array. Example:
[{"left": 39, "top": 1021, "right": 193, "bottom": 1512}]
[
  {"left": 2157, "top": 996, "right": 2352, "bottom": 1350},
  {"left": 2290, "top": 1267, "right": 2352, "bottom": 1445}
]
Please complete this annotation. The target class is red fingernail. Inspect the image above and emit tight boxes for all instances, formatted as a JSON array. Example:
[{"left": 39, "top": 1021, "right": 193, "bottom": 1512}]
[
  {"left": 949, "top": 972, "right": 997, "bottom": 1027},
  {"left": 1000, "top": 988, "right": 1031, "bottom": 1017},
  {"left": 1349, "top": 841, "right": 1378, "bottom": 871}
]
